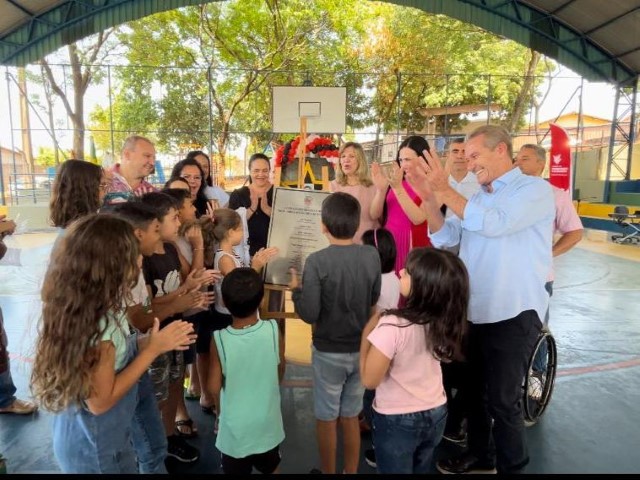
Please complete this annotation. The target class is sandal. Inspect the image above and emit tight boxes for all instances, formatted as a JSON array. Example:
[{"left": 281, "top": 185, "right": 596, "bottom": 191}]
[
  {"left": 201, "top": 404, "right": 216, "bottom": 415},
  {"left": 175, "top": 418, "right": 198, "bottom": 438},
  {"left": 184, "top": 390, "right": 201, "bottom": 401}
]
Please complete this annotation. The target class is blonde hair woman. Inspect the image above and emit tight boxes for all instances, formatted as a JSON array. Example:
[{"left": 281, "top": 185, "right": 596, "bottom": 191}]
[{"left": 330, "top": 142, "right": 379, "bottom": 243}]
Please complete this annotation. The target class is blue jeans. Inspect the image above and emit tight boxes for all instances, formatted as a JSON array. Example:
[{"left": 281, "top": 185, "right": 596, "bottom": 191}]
[
  {"left": 372, "top": 404, "right": 447, "bottom": 474},
  {"left": 131, "top": 371, "right": 168, "bottom": 474},
  {"left": 52, "top": 335, "right": 141, "bottom": 473},
  {"left": 0, "top": 307, "right": 17, "bottom": 409}
]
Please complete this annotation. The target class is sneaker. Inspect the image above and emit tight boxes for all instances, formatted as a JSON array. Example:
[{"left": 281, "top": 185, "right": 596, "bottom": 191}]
[
  {"left": 436, "top": 453, "right": 496, "bottom": 474},
  {"left": 364, "top": 448, "right": 376, "bottom": 468},
  {"left": 442, "top": 425, "right": 467, "bottom": 445},
  {"left": 309, "top": 468, "right": 323, "bottom": 474},
  {"left": 0, "top": 398, "right": 38, "bottom": 415},
  {"left": 167, "top": 435, "right": 200, "bottom": 463},
  {"left": 528, "top": 372, "right": 544, "bottom": 401}
]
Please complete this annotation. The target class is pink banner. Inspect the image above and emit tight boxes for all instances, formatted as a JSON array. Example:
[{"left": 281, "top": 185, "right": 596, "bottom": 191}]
[{"left": 549, "top": 123, "right": 571, "bottom": 191}]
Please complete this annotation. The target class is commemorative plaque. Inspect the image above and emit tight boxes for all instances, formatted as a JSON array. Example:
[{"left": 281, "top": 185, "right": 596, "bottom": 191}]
[{"left": 263, "top": 187, "right": 331, "bottom": 286}]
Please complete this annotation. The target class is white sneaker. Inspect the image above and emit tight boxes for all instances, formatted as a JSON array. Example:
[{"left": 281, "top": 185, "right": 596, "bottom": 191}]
[{"left": 528, "top": 372, "right": 544, "bottom": 400}]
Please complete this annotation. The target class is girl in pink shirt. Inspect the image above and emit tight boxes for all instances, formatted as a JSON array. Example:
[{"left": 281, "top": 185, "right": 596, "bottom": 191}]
[{"left": 360, "top": 247, "right": 469, "bottom": 474}]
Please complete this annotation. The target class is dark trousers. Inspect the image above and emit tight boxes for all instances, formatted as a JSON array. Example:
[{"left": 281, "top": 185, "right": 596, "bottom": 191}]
[
  {"left": 442, "top": 359, "right": 469, "bottom": 432},
  {"left": 466, "top": 310, "right": 542, "bottom": 474}
]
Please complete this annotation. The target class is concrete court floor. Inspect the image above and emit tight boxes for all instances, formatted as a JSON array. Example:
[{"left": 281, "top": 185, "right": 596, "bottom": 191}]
[{"left": 0, "top": 230, "right": 639, "bottom": 474}]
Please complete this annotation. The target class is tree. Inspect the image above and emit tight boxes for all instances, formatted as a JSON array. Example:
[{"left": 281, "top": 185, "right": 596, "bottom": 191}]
[
  {"left": 34, "top": 146, "right": 66, "bottom": 167},
  {"left": 339, "top": 4, "right": 554, "bottom": 159},
  {"left": 529, "top": 56, "right": 561, "bottom": 142},
  {"left": 92, "top": 0, "right": 555, "bottom": 175},
  {"left": 420, "top": 35, "right": 553, "bottom": 136},
  {"left": 40, "top": 29, "right": 117, "bottom": 160},
  {"left": 109, "top": 0, "right": 370, "bottom": 186}
]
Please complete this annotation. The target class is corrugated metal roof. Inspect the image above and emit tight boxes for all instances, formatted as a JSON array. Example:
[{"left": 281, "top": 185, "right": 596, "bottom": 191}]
[{"left": 0, "top": 0, "right": 638, "bottom": 85}]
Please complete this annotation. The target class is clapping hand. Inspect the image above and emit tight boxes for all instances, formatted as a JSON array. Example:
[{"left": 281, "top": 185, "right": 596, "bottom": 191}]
[
  {"left": 405, "top": 149, "right": 449, "bottom": 202},
  {"left": 205, "top": 201, "right": 216, "bottom": 220},
  {"left": 145, "top": 318, "right": 197, "bottom": 355},
  {"left": 385, "top": 162, "right": 403, "bottom": 189},
  {"left": 185, "top": 224, "right": 204, "bottom": 249},
  {"left": 251, "top": 246, "right": 279, "bottom": 271},
  {"left": 371, "top": 163, "right": 390, "bottom": 191}
]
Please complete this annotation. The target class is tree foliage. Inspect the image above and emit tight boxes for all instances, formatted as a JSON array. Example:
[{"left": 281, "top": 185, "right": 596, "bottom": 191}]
[
  {"left": 34, "top": 146, "right": 69, "bottom": 167},
  {"left": 39, "top": 30, "right": 117, "bottom": 160},
  {"left": 86, "top": 0, "right": 554, "bottom": 177}
]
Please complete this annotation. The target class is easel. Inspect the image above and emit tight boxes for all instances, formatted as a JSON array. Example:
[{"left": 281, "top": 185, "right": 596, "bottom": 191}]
[{"left": 262, "top": 117, "right": 330, "bottom": 327}]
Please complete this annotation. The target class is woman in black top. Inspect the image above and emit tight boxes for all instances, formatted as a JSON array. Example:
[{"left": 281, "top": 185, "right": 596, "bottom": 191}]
[{"left": 228, "top": 153, "right": 274, "bottom": 257}]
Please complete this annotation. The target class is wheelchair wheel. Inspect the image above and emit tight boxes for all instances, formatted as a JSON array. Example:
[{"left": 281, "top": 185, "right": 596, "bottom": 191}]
[{"left": 523, "top": 329, "right": 557, "bottom": 425}]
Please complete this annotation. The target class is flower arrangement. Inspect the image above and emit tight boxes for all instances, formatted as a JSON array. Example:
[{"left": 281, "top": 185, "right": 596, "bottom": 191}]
[{"left": 274, "top": 134, "right": 340, "bottom": 168}]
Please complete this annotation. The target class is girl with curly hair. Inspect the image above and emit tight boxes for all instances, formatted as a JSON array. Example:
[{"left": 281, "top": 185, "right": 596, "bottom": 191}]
[
  {"left": 1, "top": 159, "right": 107, "bottom": 268},
  {"left": 30, "top": 213, "right": 196, "bottom": 473},
  {"left": 49, "top": 159, "right": 108, "bottom": 228}
]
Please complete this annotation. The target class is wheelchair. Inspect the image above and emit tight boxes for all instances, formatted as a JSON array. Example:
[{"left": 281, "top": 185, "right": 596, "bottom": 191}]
[
  {"left": 522, "top": 327, "right": 557, "bottom": 425},
  {"left": 609, "top": 205, "right": 640, "bottom": 245}
]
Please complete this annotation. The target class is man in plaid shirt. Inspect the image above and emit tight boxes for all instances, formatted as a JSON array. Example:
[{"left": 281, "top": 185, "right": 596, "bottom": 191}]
[{"left": 104, "top": 135, "right": 158, "bottom": 206}]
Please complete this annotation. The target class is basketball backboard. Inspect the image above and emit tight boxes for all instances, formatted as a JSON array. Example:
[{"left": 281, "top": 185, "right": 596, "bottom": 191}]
[{"left": 272, "top": 86, "right": 346, "bottom": 134}]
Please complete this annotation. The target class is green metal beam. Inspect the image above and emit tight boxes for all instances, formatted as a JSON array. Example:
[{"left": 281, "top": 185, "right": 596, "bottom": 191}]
[{"left": 0, "top": 0, "right": 215, "bottom": 66}]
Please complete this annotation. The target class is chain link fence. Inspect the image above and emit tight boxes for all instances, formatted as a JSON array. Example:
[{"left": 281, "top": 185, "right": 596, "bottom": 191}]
[{"left": 0, "top": 64, "right": 629, "bottom": 205}]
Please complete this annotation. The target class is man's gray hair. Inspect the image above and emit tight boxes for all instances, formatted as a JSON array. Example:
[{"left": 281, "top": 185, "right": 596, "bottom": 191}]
[
  {"left": 520, "top": 143, "right": 547, "bottom": 163},
  {"left": 466, "top": 125, "right": 513, "bottom": 159},
  {"left": 122, "top": 135, "right": 153, "bottom": 154}
]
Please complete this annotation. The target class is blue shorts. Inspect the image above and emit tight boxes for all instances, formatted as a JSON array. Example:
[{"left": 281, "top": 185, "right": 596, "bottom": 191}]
[{"left": 311, "top": 346, "right": 364, "bottom": 421}]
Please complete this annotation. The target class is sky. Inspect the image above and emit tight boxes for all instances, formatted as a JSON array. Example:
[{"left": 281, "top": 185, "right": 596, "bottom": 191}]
[{"left": 0, "top": 63, "right": 622, "bottom": 161}]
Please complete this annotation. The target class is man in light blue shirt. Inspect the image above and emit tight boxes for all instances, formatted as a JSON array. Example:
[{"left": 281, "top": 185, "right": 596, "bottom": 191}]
[{"left": 405, "top": 125, "right": 555, "bottom": 475}]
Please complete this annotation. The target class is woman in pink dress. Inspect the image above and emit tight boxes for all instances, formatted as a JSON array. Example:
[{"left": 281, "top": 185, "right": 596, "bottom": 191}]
[
  {"left": 330, "top": 142, "right": 379, "bottom": 243},
  {"left": 370, "top": 136, "right": 432, "bottom": 275}
]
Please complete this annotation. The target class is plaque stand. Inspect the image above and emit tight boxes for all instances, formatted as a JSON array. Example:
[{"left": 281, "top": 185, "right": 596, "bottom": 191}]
[
  {"left": 264, "top": 118, "right": 332, "bottom": 348},
  {"left": 297, "top": 117, "right": 308, "bottom": 189}
]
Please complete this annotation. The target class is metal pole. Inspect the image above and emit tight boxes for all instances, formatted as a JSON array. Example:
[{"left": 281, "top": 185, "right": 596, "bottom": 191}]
[
  {"left": 444, "top": 74, "right": 450, "bottom": 136},
  {"left": 0, "top": 140, "right": 5, "bottom": 206},
  {"left": 5, "top": 67, "right": 20, "bottom": 205},
  {"left": 207, "top": 66, "right": 215, "bottom": 183},
  {"left": 573, "top": 77, "right": 584, "bottom": 199},
  {"left": 396, "top": 70, "right": 402, "bottom": 147},
  {"left": 108, "top": 65, "right": 115, "bottom": 159},
  {"left": 603, "top": 85, "right": 621, "bottom": 203},
  {"left": 8, "top": 70, "right": 67, "bottom": 162},
  {"left": 625, "top": 79, "right": 637, "bottom": 180},
  {"left": 486, "top": 75, "right": 493, "bottom": 125}
]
